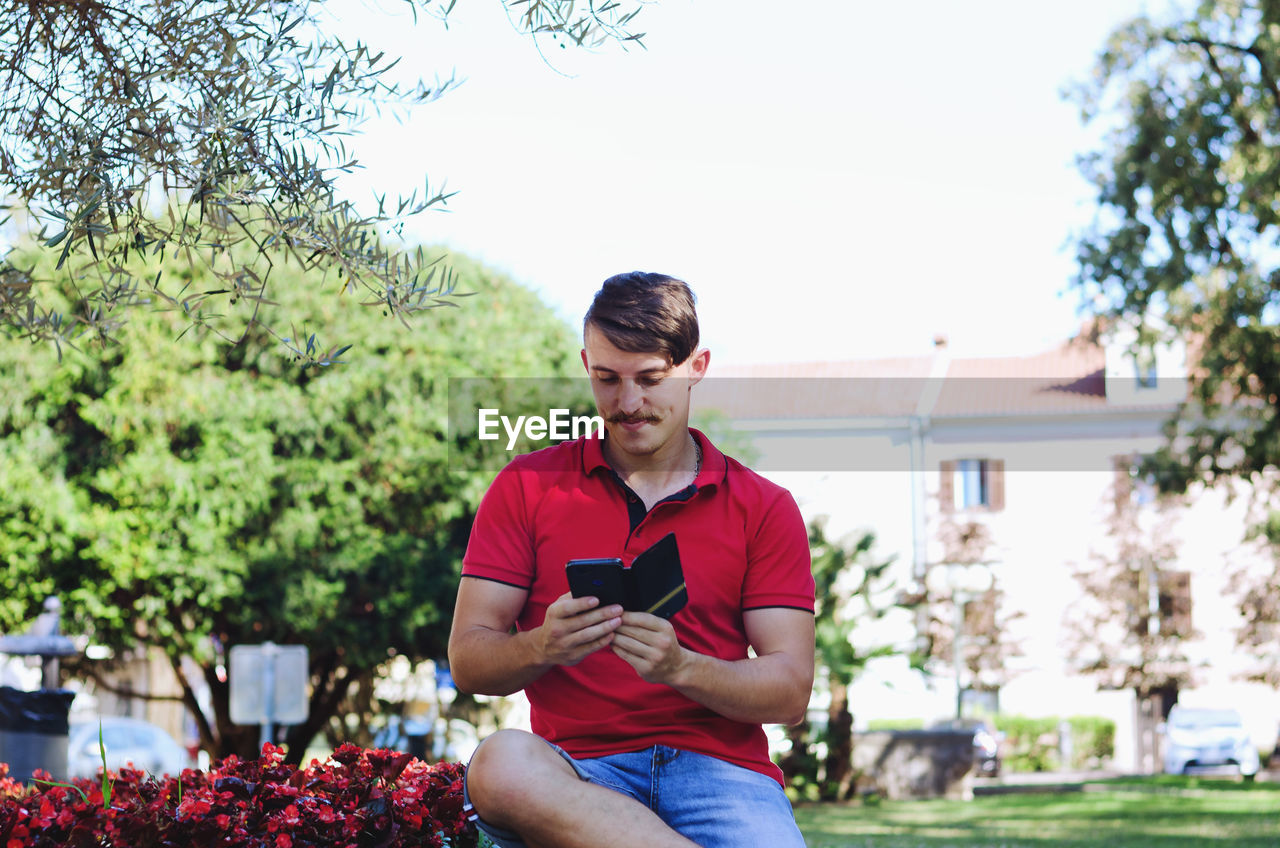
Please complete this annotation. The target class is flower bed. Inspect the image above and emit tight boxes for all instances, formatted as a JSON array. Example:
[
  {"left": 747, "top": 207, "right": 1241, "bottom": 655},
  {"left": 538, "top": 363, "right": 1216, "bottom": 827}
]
[{"left": 0, "top": 743, "right": 477, "bottom": 847}]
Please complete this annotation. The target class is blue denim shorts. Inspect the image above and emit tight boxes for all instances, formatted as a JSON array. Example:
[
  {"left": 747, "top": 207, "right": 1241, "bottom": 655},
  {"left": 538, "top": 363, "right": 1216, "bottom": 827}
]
[{"left": 462, "top": 742, "right": 805, "bottom": 848}]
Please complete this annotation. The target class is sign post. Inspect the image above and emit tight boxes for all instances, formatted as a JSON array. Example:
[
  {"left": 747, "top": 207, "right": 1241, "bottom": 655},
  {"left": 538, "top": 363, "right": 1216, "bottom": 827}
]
[{"left": 229, "top": 643, "right": 309, "bottom": 748}]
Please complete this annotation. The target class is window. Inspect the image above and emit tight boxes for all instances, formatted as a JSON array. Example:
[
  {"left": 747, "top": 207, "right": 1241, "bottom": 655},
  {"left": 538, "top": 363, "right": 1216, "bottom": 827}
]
[
  {"left": 1158, "top": 571, "right": 1192, "bottom": 637},
  {"left": 1129, "top": 567, "right": 1192, "bottom": 638},
  {"left": 955, "top": 459, "right": 988, "bottom": 509},
  {"left": 939, "top": 459, "right": 1004, "bottom": 512},
  {"left": 1135, "top": 353, "right": 1158, "bottom": 389},
  {"left": 1136, "top": 367, "right": 1158, "bottom": 389}
]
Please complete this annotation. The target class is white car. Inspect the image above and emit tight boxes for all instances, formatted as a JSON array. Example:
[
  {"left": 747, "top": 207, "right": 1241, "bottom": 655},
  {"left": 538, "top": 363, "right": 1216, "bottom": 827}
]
[
  {"left": 1161, "top": 706, "right": 1260, "bottom": 778},
  {"left": 67, "top": 717, "right": 192, "bottom": 779}
]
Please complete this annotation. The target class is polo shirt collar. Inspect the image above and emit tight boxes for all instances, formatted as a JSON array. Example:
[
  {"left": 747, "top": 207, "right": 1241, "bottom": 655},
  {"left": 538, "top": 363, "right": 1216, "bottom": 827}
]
[{"left": 582, "top": 427, "right": 725, "bottom": 490}]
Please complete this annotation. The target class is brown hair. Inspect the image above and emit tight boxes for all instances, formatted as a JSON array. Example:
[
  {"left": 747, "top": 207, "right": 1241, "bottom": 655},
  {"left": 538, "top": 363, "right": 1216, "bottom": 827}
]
[{"left": 583, "top": 272, "right": 699, "bottom": 365}]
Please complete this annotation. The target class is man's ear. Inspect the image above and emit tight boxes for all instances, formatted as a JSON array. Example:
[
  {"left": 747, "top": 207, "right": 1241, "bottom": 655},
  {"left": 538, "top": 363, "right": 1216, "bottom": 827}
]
[
  {"left": 580, "top": 347, "right": 589, "bottom": 372},
  {"left": 687, "top": 347, "right": 710, "bottom": 387}
]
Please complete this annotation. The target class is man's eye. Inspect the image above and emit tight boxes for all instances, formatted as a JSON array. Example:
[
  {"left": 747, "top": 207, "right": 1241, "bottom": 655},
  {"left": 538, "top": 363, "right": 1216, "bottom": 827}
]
[
  {"left": 639, "top": 377, "right": 664, "bottom": 387},
  {"left": 595, "top": 376, "right": 618, "bottom": 385}
]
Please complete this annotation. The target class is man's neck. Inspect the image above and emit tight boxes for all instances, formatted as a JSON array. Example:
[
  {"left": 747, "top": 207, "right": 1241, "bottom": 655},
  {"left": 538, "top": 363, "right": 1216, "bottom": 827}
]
[
  {"left": 605, "top": 430, "right": 700, "bottom": 509},
  {"left": 604, "top": 429, "right": 697, "bottom": 474}
]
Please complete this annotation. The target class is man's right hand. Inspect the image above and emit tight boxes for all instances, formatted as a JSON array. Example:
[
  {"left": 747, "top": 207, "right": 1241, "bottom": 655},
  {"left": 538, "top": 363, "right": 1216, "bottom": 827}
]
[
  {"left": 534, "top": 592, "right": 624, "bottom": 667},
  {"left": 448, "top": 579, "right": 626, "bottom": 696}
]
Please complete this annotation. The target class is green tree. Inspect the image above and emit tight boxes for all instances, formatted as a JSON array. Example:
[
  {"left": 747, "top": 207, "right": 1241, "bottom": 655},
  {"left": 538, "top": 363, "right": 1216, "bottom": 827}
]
[
  {"left": 780, "top": 518, "right": 897, "bottom": 802},
  {"left": 0, "top": 0, "right": 644, "bottom": 360},
  {"left": 1072, "top": 0, "right": 1280, "bottom": 692},
  {"left": 0, "top": 241, "right": 588, "bottom": 762}
]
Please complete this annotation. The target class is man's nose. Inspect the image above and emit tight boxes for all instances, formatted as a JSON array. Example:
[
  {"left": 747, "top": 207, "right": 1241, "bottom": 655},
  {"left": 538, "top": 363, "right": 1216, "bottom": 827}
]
[{"left": 618, "top": 379, "right": 644, "bottom": 413}]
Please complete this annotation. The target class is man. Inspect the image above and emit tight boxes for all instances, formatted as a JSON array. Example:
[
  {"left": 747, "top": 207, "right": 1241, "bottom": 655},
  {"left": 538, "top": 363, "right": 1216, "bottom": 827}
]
[{"left": 448, "top": 272, "right": 815, "bottom": 848}]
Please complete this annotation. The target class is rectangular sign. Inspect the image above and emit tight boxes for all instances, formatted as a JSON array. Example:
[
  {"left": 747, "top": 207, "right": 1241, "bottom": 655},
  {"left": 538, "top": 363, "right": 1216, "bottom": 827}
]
[{"left": 228, "top": 643, "right": 309, "bottom": 726}]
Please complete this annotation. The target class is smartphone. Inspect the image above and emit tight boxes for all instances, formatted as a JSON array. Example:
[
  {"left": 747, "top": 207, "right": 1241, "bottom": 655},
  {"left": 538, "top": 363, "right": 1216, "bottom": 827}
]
[{"left": 565, "top": 557, "right": 627, "bottom": 609}]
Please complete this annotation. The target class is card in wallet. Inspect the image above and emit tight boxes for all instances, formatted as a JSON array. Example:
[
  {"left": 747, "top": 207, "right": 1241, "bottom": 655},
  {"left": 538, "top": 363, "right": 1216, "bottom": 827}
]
[{"left": 566, "top": 532, "right": 688, "bottom": 619}]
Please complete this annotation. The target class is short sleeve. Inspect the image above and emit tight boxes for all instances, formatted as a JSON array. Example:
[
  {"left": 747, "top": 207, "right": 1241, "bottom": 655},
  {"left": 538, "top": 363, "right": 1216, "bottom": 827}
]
[
  {"left": 461, "top": 464, "right": 536, "bottom": 590},
  {"left": 741, "top": 489, "right": 815, "bottom": 612}
]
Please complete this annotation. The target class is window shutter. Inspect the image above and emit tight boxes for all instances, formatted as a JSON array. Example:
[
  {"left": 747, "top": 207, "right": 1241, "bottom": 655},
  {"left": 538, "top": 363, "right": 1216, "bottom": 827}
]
[
  {"left": 1160, "top": 571, "right": 1193, "bottom": 637},
  {"left": 1112, "top": 455, "right": 1133, "bottom": 514},
  {"left": 939, "top": 461, "right": 955, "bottom": 513},
  {"left": 987, "top": 459, "right": 1005, "bottom": 511},
  {"left": 1128, "top": 566, "right": 1150, "bottom": 638}
]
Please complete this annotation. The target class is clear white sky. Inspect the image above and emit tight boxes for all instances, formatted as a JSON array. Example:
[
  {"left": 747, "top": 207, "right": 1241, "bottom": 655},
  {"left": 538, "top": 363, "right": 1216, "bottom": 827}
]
[{"left": 326, "top": 0, "right": 1166, "bottom": 366}]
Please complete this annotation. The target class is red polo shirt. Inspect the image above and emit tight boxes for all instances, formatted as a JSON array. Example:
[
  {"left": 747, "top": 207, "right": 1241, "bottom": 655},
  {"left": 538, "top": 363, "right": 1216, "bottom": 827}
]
[{"left": 461, "top": 429, "right": 814, "bottom": 785}]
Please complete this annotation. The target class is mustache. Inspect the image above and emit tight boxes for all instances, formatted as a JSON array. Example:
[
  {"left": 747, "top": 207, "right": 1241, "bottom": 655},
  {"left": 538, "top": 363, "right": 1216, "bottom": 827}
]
[{"left": 607, "top": 413, "right": 661, "bottom": 425}]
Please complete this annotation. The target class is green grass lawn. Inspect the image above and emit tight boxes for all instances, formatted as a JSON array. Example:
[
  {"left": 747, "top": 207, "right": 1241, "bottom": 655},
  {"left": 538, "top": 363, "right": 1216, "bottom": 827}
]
[{"left": 793, "top": 776, "right": 1280, "bottom": 847}]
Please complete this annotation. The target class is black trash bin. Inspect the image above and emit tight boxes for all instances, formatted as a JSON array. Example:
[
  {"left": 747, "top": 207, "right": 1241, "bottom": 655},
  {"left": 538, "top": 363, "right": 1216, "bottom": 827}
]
[{"left": 0, "top": 685, "right": 75, "bottom": 783}]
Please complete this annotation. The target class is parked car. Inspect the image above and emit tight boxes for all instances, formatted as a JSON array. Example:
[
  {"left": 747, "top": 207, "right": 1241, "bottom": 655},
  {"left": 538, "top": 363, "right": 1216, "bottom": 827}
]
[
  {"left": 930, "top": 718, "right": 1003, "bottom": 777},
  {"left": 67, "top": 716, "right": 192, "bottom": 779},
  {"left": 1161, "top": 706, "right": 1260, "bottom": 778}
]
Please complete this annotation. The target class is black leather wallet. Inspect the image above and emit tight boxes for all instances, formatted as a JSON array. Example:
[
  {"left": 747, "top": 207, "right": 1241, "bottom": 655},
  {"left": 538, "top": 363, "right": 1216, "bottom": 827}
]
[{"left": 565, "top": 532, "right": 688, "bottom": 619}]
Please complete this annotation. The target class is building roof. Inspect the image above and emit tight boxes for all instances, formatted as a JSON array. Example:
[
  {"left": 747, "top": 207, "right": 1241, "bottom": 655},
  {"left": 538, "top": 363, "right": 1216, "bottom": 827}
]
[
  {"left": 702, "top": 335, "right": 1174, "bottom": 421},
  {"left": 701, "top": 355, "right": 935, "bottom": 420},
  {"left": 933, "top": 337, "right": 1107, "bottom": 417}
]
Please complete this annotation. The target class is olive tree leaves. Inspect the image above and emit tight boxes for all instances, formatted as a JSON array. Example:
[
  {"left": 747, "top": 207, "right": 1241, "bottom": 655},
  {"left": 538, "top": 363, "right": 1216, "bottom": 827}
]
[{"left": 0, "top": 0, "right": 646, "bottom": 361}]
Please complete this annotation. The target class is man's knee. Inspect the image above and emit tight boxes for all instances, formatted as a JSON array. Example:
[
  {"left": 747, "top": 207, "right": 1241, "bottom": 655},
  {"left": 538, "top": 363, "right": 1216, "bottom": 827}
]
[{"left": 467, "top": 730, "right": 575, "bottom": 823}]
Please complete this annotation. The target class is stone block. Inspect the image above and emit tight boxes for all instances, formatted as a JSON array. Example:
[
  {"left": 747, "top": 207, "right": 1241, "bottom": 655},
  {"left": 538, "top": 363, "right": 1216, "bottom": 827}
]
[{"left": 852, "top": 729, "right": 975, "bottom": 800}]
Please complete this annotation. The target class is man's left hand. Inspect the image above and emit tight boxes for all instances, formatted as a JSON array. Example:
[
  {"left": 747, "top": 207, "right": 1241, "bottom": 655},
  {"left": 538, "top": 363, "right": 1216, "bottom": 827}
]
[{"left": 611, "top": 613, "right": 690, "bottom": 685}]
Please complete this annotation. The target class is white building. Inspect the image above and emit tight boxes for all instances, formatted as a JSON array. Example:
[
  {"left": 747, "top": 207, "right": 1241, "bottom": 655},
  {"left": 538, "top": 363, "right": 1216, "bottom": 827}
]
[{"left": 702, "top": 328, "right": 1280, "bottom": 772}]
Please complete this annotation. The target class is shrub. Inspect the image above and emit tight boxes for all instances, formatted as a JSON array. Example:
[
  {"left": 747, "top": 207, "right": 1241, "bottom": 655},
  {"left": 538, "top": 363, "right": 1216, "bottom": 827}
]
[
  {"left": 995, "top": 715, "right": 1116, "bottom": 773},
  {"left": 997, "top": 716, "right": 1061, "bottom": 772},
  {"left": 1067, "top": 715, "right": 1116, "bottom": 770},
  {"left": 0, "top": 743, "right": 477, "bottom": 847},
  {"left": 864, "top": 719, "right": 925, "bottom": 732}
]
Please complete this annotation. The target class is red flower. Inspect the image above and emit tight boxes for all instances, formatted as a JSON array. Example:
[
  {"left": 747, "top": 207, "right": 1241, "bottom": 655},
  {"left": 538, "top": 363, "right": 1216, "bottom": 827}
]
[{"left": 0, "top": 748, "right": 478, "bottom": 847}]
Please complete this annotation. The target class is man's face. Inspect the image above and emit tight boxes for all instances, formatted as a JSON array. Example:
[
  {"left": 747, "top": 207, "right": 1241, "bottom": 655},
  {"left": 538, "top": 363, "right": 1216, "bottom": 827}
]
[{"left": 581, "top": 325, "right": 708, "bottom": 464}]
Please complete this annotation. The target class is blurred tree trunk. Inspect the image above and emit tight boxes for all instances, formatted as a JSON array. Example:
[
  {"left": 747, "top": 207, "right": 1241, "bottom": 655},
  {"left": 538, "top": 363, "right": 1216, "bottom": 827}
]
[{"left": 823, "top": 680, "right": 854, "bottom": 801}]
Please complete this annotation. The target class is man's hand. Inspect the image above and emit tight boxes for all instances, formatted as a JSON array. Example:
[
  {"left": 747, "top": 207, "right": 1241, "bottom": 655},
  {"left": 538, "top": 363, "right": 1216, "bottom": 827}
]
[
  {"left": 611, "top": 613, "right": 690, "bottom": 685},
  {"left": 449, "top": 581, "right": 625, "bottom": 696},
  {"left": 535, "top": 593, "right": 625, "bottom": 667}
]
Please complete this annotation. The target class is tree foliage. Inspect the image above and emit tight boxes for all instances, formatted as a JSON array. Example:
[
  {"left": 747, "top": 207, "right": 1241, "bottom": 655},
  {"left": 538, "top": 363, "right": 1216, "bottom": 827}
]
[
  {"left": 1225, "top": 505, "right": 1280, "bottom": 688},
  {"left": 779, "top": 518, "right": 897, "bottom": 803},
  {"left": 1073, "top": 0, "right": 1280, "bottom": 496},
  {"left": 0, "top": 239, "right": 586, "bottom": 762},
  {"left": 1072, "top": 0, "right": 1280, "bottom": 690},
  {"left": 1065, "top": 474, "right": 1198, "bottom": 697},
  {"left": 0, "top": 0, "right": 645, "bottom": 360},
  {"left": 922, "top": 519, "right": 1022, "bottom": 693}
]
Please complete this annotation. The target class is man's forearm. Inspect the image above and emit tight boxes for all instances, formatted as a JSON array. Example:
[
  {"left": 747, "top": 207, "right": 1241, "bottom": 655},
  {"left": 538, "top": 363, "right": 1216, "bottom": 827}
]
[
  {"left": 610, "top": 609, "right": 815, "bottom": 725},
  {"left": 449, "top": 586, "right": 627, "bottom": 696},
  {"left": 666, "top": 650, "right": 812, "bottom": 726},
  {"left": 448, "top": 626, "right": 552, "bottom": 696}
]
